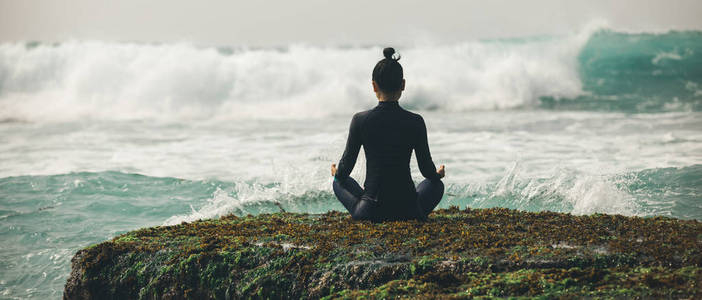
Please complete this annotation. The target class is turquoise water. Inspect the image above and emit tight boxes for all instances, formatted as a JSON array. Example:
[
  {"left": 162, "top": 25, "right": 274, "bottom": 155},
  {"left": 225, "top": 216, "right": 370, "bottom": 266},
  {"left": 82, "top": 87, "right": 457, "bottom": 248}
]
[
  {"left": 542, "top": 30, "right": 702, "bottom": 112},
  {"left": 1, "top": 29, "right": 702, "bottom": 299}
]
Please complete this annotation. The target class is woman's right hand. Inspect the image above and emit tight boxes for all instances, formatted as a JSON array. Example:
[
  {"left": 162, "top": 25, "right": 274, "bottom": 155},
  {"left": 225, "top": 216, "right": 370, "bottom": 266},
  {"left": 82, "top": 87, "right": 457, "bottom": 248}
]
[
  {"left": 331, "top": 164, "right": 337, "bottom": 176},
  {"left": 437, "top": 165, "right": 445, "bottom": 178}
]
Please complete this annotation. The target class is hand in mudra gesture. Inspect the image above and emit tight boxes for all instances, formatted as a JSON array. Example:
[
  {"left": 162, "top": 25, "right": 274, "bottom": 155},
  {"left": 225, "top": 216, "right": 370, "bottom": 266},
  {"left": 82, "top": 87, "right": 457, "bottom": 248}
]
[{"left": 437, "top": 165, "right": 445, "bottom": 178}]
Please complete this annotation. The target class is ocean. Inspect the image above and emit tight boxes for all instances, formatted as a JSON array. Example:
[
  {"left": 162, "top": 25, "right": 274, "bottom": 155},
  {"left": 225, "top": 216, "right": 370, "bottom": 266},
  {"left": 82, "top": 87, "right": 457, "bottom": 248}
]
[{"left": 1, "top": 28, "right": 701, "bottom": 299}]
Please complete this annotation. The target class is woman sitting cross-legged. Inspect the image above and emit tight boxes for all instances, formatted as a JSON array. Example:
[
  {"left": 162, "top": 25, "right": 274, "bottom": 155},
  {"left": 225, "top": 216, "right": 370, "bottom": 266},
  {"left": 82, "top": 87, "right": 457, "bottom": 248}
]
[{"left": 331, "top": 47, "right": 445, "bottom": 222}]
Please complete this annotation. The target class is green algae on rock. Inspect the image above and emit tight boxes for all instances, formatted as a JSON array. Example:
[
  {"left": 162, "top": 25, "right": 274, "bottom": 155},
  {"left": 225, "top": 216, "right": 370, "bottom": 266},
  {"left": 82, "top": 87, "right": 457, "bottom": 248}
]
[{"left": 64, "top": 207, "right": 702, "bottom": 299}]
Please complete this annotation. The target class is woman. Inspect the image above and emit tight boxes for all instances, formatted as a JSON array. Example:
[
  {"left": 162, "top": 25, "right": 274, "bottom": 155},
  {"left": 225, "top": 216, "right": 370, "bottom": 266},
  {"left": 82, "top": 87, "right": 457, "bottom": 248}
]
[{"left": 331, "top": 47, "right": 445, "bottom": 222}]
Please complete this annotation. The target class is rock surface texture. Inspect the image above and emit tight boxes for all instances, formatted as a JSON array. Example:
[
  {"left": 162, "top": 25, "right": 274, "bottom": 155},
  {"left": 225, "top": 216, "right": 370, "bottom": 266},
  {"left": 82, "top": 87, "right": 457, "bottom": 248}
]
[{"left": 64, "top": 207, "right": 702, "bottom": 299}]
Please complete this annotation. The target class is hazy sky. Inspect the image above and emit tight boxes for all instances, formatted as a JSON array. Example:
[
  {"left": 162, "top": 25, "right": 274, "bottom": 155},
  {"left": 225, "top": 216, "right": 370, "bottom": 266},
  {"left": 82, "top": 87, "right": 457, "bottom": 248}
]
[{"left": 2, "top": 0, "right": 701, "bottom": 46}]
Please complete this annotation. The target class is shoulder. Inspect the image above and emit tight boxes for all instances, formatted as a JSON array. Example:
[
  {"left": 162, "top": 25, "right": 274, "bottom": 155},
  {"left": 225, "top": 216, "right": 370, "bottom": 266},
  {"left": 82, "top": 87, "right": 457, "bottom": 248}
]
[
  {"left": 397, "top": 105, "right": 423, "bottom": 119},
  {"left": 401, "top": 109, "right": 427, "bottom": 132},
  {"left": 351, "top": 110, "right": 372, "bottom": 122},
  {"left": 400, "top": 108, "right": 425, "bottom": 125},
  {"left": 348, "top": 110, "right": 371, "bottom": 129}
]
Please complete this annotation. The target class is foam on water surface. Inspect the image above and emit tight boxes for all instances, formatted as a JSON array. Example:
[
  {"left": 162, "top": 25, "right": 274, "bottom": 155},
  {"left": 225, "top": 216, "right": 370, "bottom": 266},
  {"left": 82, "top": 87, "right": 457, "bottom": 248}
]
[{"left": 2, "top": 28, "right": 701, "bottom": 124}]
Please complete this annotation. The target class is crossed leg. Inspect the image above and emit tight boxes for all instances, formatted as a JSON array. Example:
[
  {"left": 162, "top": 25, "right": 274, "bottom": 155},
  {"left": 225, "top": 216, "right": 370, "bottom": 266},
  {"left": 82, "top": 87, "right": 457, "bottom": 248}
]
[
  {"left": 416, "top": 178, "right": 444, "bottom": 216},
  {"left": 333, "top": 177, "right": 444, "bottom": 220}
]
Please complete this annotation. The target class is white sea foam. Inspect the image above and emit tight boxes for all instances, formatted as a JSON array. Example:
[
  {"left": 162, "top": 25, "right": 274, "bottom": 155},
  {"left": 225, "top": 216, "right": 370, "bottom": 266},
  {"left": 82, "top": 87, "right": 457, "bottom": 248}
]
[
  {"left": 166, "top": 156, "right": 647, "bottom": 226},
  {"left": 0, "top": 27, "right": 597, "bottom": 122},
  {"left": 161, "top": 150, "right": 363, "bottom": 225},
  {"left": 465, "top": 162, "right": 640, "bottom": 216},
  {"left": 652, "top": 51, "right": 683, "bottom": 65}
]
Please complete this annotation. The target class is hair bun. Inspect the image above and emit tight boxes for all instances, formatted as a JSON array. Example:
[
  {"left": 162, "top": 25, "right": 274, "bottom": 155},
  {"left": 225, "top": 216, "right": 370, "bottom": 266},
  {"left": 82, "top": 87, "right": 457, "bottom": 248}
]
[{"left": 383, "top": 47, "right": 399, "bottom": 60}]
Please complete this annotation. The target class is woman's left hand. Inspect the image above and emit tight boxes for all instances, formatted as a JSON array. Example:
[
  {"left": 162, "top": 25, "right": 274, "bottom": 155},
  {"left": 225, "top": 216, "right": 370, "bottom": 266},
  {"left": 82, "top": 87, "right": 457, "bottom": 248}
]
[
  {"left": 331, "top": 164, "right": 337, "bottom": 176},
  {"left": 437, "top": 165, "right": 445, "bottom": 178}
]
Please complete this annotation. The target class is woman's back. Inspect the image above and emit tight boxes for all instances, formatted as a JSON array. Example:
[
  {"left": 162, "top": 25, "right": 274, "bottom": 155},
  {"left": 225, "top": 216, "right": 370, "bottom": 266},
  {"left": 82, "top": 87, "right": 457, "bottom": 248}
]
[{"left": 336, "top": 101, "right": 440, "bottom": 220}]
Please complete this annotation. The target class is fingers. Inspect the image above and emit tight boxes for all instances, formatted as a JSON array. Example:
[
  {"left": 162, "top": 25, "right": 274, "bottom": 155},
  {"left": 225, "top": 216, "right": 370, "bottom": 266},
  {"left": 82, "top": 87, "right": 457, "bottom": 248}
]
[{"left": 331, "top": 164, "right": 337, "bottom": 176}]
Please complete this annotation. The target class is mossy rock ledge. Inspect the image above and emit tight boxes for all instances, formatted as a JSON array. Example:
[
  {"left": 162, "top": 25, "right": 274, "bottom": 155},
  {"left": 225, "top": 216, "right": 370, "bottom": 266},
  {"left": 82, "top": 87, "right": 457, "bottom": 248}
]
[{"left": 64, "top": 207, "right": 702, "bottom": 299}]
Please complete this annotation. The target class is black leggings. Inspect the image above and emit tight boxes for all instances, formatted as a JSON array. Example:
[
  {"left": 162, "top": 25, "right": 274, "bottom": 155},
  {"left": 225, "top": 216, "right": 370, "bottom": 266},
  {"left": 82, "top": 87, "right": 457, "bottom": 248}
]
[{"left": 333, "top": 177, "right": 444, "bottom": 221}]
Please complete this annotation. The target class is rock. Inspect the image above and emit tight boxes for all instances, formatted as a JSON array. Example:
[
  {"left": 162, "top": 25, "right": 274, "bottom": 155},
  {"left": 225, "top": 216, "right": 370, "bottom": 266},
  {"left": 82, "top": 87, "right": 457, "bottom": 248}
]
[{"left": 64, "top": 207, "right": 702, "bottom": 299}]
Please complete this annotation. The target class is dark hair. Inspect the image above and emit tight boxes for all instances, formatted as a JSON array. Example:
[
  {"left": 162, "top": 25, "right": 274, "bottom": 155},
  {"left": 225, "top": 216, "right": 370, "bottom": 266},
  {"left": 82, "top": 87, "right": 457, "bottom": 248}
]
[{"left": 372, "top": 47, "right": 403, "bottom": 93}]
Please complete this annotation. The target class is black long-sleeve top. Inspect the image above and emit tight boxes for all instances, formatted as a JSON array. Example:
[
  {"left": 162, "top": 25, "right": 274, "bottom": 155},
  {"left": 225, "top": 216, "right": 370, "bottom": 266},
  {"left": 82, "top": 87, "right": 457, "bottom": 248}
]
[{"left": 334, "top": 101, "right": 440, "bottom": 220}]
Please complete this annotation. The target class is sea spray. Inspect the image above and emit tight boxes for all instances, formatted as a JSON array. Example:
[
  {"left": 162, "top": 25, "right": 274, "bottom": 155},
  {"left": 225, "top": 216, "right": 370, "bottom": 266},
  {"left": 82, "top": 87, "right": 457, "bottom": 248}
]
[{"left": 0, "top": 27, "right": 614, "bottom": 122}]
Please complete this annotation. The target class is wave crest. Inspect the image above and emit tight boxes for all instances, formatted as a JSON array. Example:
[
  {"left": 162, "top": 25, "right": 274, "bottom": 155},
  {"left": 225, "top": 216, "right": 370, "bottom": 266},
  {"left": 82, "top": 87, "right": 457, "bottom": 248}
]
[
  {"left": 3, "top": 26, "right": 700, "bottom": 121},
  {"left": 0, "top": 33, "right": 590, "bottom": 121}
]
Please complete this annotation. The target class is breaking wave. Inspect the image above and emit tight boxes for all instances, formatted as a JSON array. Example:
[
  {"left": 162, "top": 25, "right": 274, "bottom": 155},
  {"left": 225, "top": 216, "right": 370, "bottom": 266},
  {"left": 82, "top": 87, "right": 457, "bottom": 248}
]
[{"left": 5, "top": 27, "right": 700, "bottom": 122}]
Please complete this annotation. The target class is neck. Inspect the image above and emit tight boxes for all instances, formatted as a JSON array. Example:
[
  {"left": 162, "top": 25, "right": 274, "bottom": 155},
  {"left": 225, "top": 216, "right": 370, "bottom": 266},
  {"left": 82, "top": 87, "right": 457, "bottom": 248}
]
[{"left": 376, "top": 91, "right": 402, "bottom": 102}]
